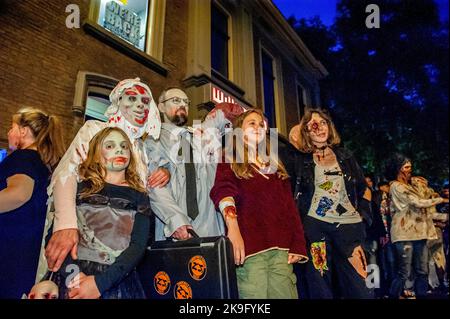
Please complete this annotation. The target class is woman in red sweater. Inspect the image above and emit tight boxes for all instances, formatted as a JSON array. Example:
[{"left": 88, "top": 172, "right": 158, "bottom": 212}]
[{"left": 210, "top": 109, "right": 308, "bottom": 299}]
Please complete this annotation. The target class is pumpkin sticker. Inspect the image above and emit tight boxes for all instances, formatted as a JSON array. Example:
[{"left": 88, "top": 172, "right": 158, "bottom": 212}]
[
  {"left": 154, "top": 271, "right": 171, "bottom": 295},
  {"left": 188, "top": 255, "right": 207, "bottom": 281},
  {"left": 174, "top": 281, "right": 192, "bottom": 299}
]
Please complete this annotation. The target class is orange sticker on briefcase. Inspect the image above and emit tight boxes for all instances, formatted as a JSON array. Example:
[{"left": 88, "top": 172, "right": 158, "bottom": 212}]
[
  {"left": 154, "top": 271, "right": 171, "bottom": 295},
  {"left": 188, "top": 255, "right": 207, "bottom": 281},
  {"left": 174, "top": 281, "right": 192, "bottom": 299}
]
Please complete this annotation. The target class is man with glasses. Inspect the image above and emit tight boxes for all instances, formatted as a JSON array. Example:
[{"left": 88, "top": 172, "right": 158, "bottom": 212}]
[{"left": 145, "top": 87, "right": 225, "bottom": 241}]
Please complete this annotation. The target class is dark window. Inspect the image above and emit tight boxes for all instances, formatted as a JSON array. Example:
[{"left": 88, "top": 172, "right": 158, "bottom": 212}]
[
  {"left": 211, "top": 4, "right": 229, "bottom": 78},
  {"left": 261, "top": 50, "right": 276, "bottom": 128},
  {"left": 297, "top": 84, "right": 306, "bottom": 119}
]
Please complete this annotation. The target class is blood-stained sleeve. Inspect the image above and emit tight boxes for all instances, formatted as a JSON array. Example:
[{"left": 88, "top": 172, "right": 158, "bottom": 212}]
[
  {"left": 49, "top": 120, "right": 105, "bottom": 231},
  {"left": 210, "top": 162, "right": 239, "bottom": 209},
  {"left": 392, "top": 182, "right": 443, "bottom": 210}
]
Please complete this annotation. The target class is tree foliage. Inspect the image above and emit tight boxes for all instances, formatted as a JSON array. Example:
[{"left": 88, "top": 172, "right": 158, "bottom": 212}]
[{"left": 288, "top": 0, "right": 449, "bottom": 185}]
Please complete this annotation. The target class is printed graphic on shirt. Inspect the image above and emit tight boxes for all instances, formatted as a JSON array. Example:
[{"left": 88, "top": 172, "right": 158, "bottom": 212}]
[
  {"left": 336, "top": 203, "right": 348, "bottom": 215},
  {"left": 188, "top": 255, "right": 207, "bottom": 281},
  {"left": 154, "top": 271, "right": 171, "bottom": 295},
  {"left": 174, "top": 281, "right": 192, "bottom": 299},
  {"left": 319, "top": 181, "right": 333, "bottom": 191},
  {"left": 311, "top": 241, "right": 328, "bottom": 276},
  {"left": 316, "top": 197, "right": 334, "bottom": 217}
]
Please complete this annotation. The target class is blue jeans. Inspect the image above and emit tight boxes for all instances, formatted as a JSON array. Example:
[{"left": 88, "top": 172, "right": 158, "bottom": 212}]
[{"left": 389, "top": 240, "right": 428, "bottom": 298}]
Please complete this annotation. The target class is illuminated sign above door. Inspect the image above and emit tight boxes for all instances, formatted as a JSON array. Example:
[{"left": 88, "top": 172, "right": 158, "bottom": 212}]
[
  {"left": 211, "top": 85, "right": 246, "bottom": 110},
  {"left": 103, "top": 1, "right": 141, "bottom": 48}
]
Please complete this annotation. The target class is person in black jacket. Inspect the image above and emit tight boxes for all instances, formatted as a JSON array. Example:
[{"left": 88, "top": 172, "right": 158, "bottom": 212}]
[
  {"left": 369, "top": 180, "right": 395, "bottom": 297},
  {"left": 291, "top": 108, "right": 373, "bottom": 299}
]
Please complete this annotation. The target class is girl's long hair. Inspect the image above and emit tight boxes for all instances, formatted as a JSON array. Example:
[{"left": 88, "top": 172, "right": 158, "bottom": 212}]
[
  {"left": 78, "top": 127, "right": 145, "bottom": 198},
  {"left": 226, "top": 108, "right": 289, "bottom": 180},
  {"left": 297, "top": 108, "right": 341, "bottom": 153},
  {"left": 13, "top": 107, "right": 65, "bottom": 171}
]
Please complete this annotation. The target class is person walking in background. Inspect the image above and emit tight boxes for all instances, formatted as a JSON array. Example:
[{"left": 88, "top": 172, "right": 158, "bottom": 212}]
[
  {"left": 363, "top": 179, "right": 391, "bottom": 297},
  {"left": 437, "top": 182, "right": 449, "bottom": 294},
  {"left": 372, "top": 180, "right": 396, "bottom": 298},
  {"left": 385, "top": 154, "right": 448, "bottom": 299}
]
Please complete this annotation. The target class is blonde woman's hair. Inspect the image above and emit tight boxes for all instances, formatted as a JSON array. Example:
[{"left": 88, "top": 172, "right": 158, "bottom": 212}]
[
  {"left": 226, "top": 108, "right": 289, "bottom": 180},
  {"left": 78, "top": 127, "right": 145, "bottom": 198},
  {"left": 297, "top": 108, "right": 341, "bottom": 153},
  {"left": 13, "top": 107, "right": 65, "bottom": 171}
]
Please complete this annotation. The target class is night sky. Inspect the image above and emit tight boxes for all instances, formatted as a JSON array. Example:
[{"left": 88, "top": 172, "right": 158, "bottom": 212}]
[{"left": 273, "top": 0, "right": 449, "bottom": 26}]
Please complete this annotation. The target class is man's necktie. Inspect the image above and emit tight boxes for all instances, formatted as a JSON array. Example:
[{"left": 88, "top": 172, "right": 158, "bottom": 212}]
[{"left": 180, "top": 133, "right": 200, "bottom": 220}]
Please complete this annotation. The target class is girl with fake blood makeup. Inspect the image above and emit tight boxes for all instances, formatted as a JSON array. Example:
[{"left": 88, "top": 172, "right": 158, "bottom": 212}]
[
  {"left": 50, "top": 127, "right": 151, "bottom": 299},
  {"left": 36, "top": 78, "right": 167, "bottom": 283},
  {"left": 292, "top": 108, "right": 374, "bottom": 299}
]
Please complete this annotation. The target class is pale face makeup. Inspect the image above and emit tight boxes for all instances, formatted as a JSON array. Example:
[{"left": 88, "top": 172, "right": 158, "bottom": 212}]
[
  {"left": 28, "top": 280, "right": 59, "bottom": 299},
  {"left": 118, "top": 85, "right": 152, "bottom": 127},
  {"left": 160, "top": 89, "right": 189, "bottom": 126},
  {"left": 307, "top": 113, "right": 329, "bottom": 147},
  {"left": 242, "top": 112, "right": 266, "bottom": 147},
  {"left": 101, "top": 131, "right": 131, "bottom": 172}
]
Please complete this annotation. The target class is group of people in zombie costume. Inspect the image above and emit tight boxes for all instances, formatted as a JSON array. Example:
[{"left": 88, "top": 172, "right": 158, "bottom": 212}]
[{"left": 1, "top": 78, "right": 448, "bottom": 299}]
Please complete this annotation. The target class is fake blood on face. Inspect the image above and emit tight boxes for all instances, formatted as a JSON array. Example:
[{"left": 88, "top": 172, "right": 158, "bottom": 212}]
[{"left": 135, "top": 109, "right": 149, "bottom": 125}]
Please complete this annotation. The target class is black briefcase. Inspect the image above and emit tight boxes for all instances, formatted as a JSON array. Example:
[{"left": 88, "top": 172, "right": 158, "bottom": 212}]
[{"left": 137, "top": 230, "right": 238, "bottom": 299}]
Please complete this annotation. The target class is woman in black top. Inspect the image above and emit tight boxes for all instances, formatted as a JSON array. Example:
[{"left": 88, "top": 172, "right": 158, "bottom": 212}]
[
  {"left": 0, "top": 108, "right": 65, "bottom": 299},
  {"left": 292, "top": 109, "right": 373, "bottom": 299}
]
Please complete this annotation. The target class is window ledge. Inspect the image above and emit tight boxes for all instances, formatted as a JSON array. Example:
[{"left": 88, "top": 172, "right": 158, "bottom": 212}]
[
  {"left": 211, "top": 69, "right": 245, "bottom": 97},
  {"left": 83, "top": 20, "right": 168, "bottom": 77}
]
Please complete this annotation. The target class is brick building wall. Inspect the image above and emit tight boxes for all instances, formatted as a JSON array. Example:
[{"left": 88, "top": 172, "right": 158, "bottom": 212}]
[{"left": 0, "top": 0, "right": 188, "bottom": 149}]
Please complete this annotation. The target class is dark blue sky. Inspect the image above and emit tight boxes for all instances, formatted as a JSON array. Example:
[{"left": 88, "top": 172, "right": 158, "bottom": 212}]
[
  {"left": 273, "top": 0, "right": 338, "bottom": 25},
  {"left": 273, "top": 0, "right": 449, "bottom": 26}
]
